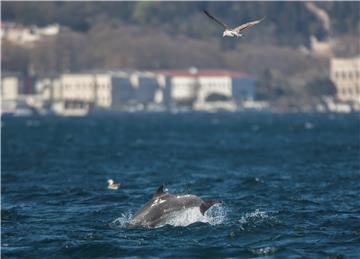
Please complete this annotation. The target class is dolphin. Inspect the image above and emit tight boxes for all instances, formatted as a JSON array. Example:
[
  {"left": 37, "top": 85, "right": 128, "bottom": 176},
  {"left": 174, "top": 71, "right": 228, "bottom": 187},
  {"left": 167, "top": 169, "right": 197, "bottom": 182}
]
[{"left": 128, "top": 185, "right": 220, "bottom": 228}]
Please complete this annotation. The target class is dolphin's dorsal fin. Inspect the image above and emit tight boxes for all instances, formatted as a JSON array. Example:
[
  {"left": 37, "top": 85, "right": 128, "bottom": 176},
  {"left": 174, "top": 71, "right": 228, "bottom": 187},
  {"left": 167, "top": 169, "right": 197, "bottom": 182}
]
[{"left": 153, "top": 185, "right": 166, "bottom": 198}]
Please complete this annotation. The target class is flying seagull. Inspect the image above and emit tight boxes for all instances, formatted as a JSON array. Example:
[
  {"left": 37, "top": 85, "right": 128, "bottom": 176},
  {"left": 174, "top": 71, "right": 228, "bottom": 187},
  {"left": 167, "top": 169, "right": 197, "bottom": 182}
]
[{"left": 204, "top": 10, "right": 264, "bottom": 38}]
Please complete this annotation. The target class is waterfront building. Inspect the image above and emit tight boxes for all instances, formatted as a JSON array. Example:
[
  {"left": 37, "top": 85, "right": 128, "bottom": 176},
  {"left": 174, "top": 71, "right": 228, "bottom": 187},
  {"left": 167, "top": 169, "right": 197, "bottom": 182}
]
[
  {"left": 1, "top": 73, "right": 20, "bottom": 100},
  {"left": 152, "top": 68, "right": 256, "bottom": 111},
  {"left": 130, "top": 71, "right": 159, "bottom": 104},
  {"left": 50, "top": 72, "right": 130, "bottom": 115},
  {"left": 46, "top": 71, "right": 160, "bottom": 115},
  {"left": 330, "top": 57, "right": 360, "bottom": 104},
  {"left": 1, "top": 73, "right": 20, "bottom": 114},
  {"left": 1, "top": 73, "right": 46, "bottom": 115},
  {"left": 2, "top": 69, "right": 258, "bottom": 115}
]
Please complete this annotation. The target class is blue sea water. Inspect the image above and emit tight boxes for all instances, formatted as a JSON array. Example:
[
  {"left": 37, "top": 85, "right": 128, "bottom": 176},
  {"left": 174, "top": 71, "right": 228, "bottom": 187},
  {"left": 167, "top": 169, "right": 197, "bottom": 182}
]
[{"left": 1, "top": 112, "right": 360, "bottom": 258}]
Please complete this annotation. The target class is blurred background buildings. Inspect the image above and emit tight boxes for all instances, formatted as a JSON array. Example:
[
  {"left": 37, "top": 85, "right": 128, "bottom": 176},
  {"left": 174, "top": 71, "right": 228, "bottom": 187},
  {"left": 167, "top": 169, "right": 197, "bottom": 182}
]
[
  {"left": 1, "top": 2, "right": 359, "bottom": 115},
  {"left": 1, "top": 68, "right": 260, "bottom": 115}
]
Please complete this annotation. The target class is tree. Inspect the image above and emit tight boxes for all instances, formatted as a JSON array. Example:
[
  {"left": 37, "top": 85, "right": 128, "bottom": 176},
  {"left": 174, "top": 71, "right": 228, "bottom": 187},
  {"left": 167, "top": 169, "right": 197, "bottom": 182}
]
[{"left": 304, "top": 78, "right": 337, "bottom": 97}]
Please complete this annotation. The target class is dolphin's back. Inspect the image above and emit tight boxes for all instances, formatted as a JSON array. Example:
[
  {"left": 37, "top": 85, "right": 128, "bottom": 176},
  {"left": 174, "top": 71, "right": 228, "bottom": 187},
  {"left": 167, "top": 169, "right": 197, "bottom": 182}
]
[{"left": 130, "top": 193, "right": 203, "bottom": 227}]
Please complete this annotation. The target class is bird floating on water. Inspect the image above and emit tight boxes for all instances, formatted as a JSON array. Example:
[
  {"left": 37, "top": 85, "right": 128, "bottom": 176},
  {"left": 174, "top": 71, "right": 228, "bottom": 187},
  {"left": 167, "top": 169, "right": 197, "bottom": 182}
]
[
  {"left": 108, "top": 179, "right": 120, "bottom": 190},
  {"left": 203, "top": 10, "right": 264, "bottom": 38}
]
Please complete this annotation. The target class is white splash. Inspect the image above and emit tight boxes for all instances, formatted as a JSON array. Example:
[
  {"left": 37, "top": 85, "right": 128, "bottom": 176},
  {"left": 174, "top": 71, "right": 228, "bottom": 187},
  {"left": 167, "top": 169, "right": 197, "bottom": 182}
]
[
  {"left": 110, "top": 212, "right": 133, "bottom": 228},
  {"left": 250, "top": 246, "right": 278, "bottom": 256},
  {"left": 157, "top": 204, "right": 226, "bottom": 228},
  {"left": 238, "top": 209, "right": 270, "bottom": 224},
  {"left": 238, "top": 209, "right": 278, "bottom": 230}
]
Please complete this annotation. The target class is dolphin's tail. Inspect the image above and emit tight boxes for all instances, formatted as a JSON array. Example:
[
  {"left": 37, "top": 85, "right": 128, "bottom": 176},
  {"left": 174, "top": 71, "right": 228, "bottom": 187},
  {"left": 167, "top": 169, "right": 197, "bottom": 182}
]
[{"left": 200, "top": 199, "right": 221, "bottom": 215}]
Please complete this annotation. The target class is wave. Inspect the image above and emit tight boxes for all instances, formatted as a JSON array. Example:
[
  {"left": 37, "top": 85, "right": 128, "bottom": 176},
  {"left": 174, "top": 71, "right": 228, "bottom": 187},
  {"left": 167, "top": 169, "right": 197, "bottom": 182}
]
[{"left": 1, "top": 207, "right": 27, "bottom": 222}]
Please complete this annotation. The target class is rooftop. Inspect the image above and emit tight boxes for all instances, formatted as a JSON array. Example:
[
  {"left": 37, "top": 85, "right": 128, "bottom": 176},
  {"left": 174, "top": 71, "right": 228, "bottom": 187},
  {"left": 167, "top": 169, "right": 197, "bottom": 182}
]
[{"left": 149, "top": 69, "right": 252, "bottom": 78}]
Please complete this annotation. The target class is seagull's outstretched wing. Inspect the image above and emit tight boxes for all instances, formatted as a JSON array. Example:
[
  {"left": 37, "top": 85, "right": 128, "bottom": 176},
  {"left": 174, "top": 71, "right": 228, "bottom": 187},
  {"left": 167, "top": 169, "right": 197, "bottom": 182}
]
[
  {"left": 203, "top": 10, "right": 228, "bottom": 30},
  {"left": 234, "top": 17, "right": 265, "bottom": 33}
]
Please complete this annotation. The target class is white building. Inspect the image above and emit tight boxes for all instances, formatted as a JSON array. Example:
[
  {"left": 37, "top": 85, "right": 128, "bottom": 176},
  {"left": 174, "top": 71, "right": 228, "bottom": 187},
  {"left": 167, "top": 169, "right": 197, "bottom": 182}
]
[
  {"left": 1, "top": 73, "right": 46, "bottom": 115},
  {"left": 48, "top": 72, "right": 130, "bottom": 115},
  {"left": 1, "top": 74, "right": 20, "bottom": 100},
  {"left": 152, "top": 69, "right": 256, "bottom": 111},
  {"left": 39, "top": 71, "right": 160, "bottom": 115},
  {"left": 330, "top": 57, "right": 360, "bottom": 103},
  {"left": 1, "top": 74, "right": 20, "bottom": 114},
  {"left": 1, "top": 22, "right": 60, "bottom": 47}
]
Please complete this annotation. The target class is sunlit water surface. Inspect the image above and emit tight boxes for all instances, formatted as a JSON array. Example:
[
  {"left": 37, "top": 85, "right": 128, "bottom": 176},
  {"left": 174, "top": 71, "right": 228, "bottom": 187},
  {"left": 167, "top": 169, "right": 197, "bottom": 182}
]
[{"left": 2, "top": 112, "right": 360, "bottom": 257}]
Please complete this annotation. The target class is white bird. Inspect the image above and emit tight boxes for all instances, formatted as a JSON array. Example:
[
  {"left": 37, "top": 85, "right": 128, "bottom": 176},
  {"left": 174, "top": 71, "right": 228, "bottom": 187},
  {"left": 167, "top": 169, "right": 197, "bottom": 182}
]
[
  {"left": 107, "top": 179, "right": 120, "bottom": 190},
  {"left": 204, "top": 10, "right": 264, "bottom": 38}
]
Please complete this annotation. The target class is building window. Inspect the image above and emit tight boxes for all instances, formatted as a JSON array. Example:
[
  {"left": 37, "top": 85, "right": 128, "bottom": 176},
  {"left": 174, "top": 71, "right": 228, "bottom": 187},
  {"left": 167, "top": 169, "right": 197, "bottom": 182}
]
[{"left": 342, "top": 88, "right": 347, "bottom": 96}]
